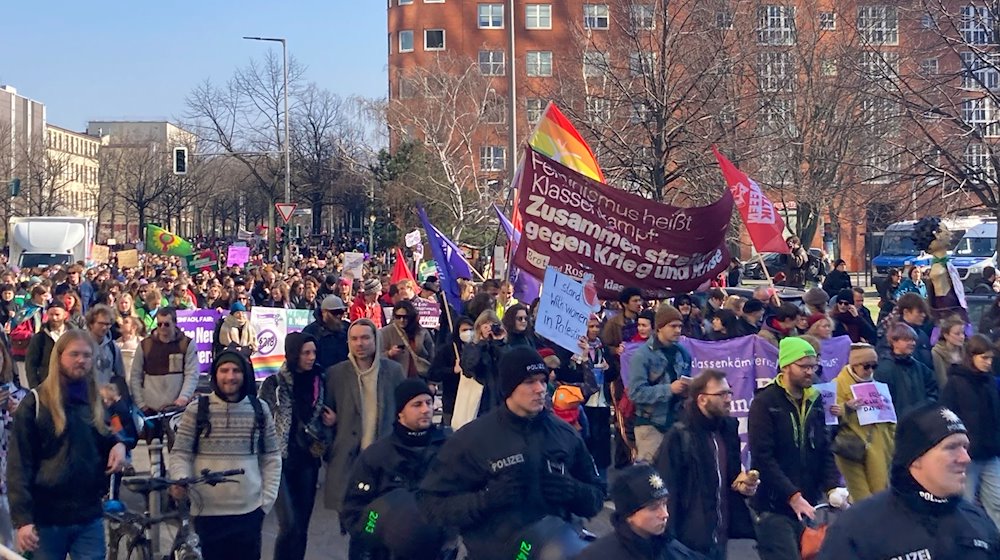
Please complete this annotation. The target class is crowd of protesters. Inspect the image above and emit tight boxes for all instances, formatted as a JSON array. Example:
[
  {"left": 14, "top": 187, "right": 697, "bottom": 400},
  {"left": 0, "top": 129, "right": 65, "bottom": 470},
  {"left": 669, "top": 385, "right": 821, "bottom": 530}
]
[{"left": 0, "top": 233, "right": 997, "bottom": 560}]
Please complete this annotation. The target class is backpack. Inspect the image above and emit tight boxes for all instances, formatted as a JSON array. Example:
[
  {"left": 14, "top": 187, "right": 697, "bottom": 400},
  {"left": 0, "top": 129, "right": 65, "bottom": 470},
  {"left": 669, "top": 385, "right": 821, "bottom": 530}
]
[
  {"left": 9, "top": 311, "right": 40, "bottom": 358},
  {"left": 192, "top": 394, "right": 268, "bottom": 454}
]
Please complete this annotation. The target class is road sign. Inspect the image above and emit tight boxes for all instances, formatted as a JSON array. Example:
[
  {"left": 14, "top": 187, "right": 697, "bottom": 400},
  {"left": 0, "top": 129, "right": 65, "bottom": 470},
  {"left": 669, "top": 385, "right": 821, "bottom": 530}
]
[{"left": 275, "top": 203, "right": 297, "bottom": 223}]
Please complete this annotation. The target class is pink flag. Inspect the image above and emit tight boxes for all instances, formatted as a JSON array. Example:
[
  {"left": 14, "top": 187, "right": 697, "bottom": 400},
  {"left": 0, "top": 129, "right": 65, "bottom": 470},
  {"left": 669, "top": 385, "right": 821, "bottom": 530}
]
[{"left": 712, "top": 146, "right": 790, "bottom": 254}]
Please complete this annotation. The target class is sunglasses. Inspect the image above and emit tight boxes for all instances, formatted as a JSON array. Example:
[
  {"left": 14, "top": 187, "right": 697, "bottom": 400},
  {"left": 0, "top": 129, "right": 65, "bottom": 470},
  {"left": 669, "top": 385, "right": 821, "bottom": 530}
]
[
  {"left": 156, "top": 322, "right": 173, "bottom": 328},
  {"left": 394, "top": 314, "right": 409, "bottom": 320},
  {"left": 857, "top": 362, "right": 878, "bottom": 371}
]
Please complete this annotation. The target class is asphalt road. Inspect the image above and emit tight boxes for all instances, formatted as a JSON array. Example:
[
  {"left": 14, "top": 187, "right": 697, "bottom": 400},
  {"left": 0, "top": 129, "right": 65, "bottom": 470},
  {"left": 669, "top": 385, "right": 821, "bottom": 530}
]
[{"left": 127, "top": 445, "right": 761, "bottom": 559}]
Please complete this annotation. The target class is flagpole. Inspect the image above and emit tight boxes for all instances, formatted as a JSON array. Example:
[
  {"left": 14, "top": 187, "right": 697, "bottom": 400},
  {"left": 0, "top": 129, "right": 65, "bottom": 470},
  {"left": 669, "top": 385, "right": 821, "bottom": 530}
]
[{"left": 757, "top": 252, "right": 776, "bottom": 287}]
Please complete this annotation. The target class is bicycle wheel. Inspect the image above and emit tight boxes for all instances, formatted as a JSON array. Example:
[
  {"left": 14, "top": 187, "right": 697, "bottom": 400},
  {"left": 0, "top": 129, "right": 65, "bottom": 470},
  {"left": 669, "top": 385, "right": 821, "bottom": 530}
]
[{"left": 126, "top": 539, "right": 153, "bottom": 560}]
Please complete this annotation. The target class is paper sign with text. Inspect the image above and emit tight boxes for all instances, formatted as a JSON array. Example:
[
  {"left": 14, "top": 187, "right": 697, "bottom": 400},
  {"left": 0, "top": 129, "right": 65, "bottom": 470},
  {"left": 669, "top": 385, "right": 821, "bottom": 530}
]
[
  {"left": 534, "top": 267, "right": 591, "bottom": 353},
  {"left": 91, "top": 244, "right": 110, "bottom": 264},
  {"left": 413, "top": 297, "right": 441, "bottom": 329},
  {"left": 117, "top": 249, "right": 138, "bottom": 268},
  {"left": 851, "top": 381, "right": 897, "bottom": 426},
  {"left": 813, "top": 382, "right": 840, "bottom": 426},
  {"left": 342, "top": 252, "right": 364, "bottom": 279},
  {"left": 227, "top": 246, "right": 250, "bottom": 267}
]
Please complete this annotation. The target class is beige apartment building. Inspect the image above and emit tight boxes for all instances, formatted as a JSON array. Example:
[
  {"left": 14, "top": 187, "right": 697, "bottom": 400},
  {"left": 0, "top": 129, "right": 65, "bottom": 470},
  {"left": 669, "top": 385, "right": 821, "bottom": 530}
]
[{"left": 45, "top": 125, "right": 104, "bottom": 218}]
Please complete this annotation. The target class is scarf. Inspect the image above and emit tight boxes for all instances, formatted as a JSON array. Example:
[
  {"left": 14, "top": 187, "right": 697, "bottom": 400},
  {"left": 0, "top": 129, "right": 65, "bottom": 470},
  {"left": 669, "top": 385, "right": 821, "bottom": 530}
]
[
  {"left": 66, "top": 379, "right": 89, "bottom": 405},
  {"left": 349, "top": 354, "right": 381, "bottom": 449},
  {"left": 890, "top": 466, "right": 961, "bottom": 536}
]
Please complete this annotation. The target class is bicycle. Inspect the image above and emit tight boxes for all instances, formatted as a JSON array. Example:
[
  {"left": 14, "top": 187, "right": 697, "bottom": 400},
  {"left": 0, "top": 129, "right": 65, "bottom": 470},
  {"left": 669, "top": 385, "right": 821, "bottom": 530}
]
[{"left": 104, "top": 468, "right": 245, "bottom": 560}]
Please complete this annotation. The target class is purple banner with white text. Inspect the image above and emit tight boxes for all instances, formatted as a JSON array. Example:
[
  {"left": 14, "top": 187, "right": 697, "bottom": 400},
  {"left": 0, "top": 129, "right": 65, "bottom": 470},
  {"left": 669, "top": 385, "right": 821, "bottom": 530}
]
[{"left": 176, "top": 309, "right": 222, "bottom": 374}]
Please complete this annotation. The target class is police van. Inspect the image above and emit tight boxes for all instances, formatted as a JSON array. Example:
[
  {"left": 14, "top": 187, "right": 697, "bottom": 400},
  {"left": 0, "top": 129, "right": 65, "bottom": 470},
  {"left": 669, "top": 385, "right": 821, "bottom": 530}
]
[
  {"left": 952, "top": 220, "right": 998, "bottom": 290},
  {"left": 872, "top": 216, "right": 991, "bottom": 283}
]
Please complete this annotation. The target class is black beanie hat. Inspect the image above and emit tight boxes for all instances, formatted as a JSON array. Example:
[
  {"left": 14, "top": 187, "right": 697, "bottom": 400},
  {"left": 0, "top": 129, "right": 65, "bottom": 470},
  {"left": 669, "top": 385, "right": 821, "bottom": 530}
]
[
  {"left": 395, "top": 378, "right": 432, "bottom": 416},
  {"left": 498, "top": 346, "right": 548, "bottom": 398},
  {"left": 210, "top": 350, "right": 255, "bottom": 400},
  {"left": 611, "top": 464, "right": 669, "bottom": 516},
  {"left": 892, "top": 403, "right": 968, "bottom": 469},
  {"left": 284, "top": 332, "right": 317, "bottom": 372}
]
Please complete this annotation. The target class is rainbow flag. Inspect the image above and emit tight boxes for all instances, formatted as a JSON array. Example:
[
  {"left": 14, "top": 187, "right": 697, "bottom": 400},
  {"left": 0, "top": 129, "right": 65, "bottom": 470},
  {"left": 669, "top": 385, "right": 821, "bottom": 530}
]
[
  {"left": 527, "top": 102, "right": 605, "bottom": 183},
  {"left": 145, "top": 224, "right": 194, "bottom": 256}
]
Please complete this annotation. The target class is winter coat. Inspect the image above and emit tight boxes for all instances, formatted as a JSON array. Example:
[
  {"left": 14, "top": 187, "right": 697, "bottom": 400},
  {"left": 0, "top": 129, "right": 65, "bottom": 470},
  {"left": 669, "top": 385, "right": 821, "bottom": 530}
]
[
  {"left": 301, "top": 318, "right": 349, "bottom": 371},
  {"left": 748, "top": 373, "right": 840, "bottom": 519},
  {"left": 821, "top": 270, "right": 852, "bottom": 297},
  {"left": 931, "top": 341, "right": 962, "bottom": 390},
  {"left": 460, "top": 338, "right": 507, "bottom": 414},
  {"left": 627, "top": 337, "right": 692, "bottom": 432},
  {"left": 219, "top": 313, "right": 257, "bottom": 354},
  {"left": 322, "top": 357, "right": 405, "bottom": 511},
  {"left": 832, "top": 366, "right": 894, "bottom": 501},
  {"left": 941, "top": 364, "right": 1000, "bottom": 461},
  {"left": 874, "top": 353, "right": 938, "bottom": 419},
  {"left": 781, "top": 247, "right": 809, "bottom": 288},
  {"left": 654, "top": 408, "right": 754, "bottom": 555},
  {"left": 577, "top": 514, "right": 706, "bottom": 560},
  {"left": 25, "top": 325, "right": 74, "bottom": 388},
  {"left": 258, "top": 363, "right": 327, "bottom": 459},
  {"left": 379, "top": 323, "right": 434, "bottom": 378}
]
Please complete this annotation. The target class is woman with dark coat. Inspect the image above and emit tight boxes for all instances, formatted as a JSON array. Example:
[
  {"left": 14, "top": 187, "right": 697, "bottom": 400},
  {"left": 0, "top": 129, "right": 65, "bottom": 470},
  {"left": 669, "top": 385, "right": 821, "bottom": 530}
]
[
  {"left": 259, "top": 333, "right": 334, "bottom": 560},
  {"left": 459, "top": 310, "right": 507, "bottom": 414},
  {"left": 427, "top": 316, "right": 474, "bottom": 424},
  {"left": 501, "top": 303, "right": 536, "bottom": 349},
  {"left": 940, "top": 334, "right": 1000, "bottom": 528}
]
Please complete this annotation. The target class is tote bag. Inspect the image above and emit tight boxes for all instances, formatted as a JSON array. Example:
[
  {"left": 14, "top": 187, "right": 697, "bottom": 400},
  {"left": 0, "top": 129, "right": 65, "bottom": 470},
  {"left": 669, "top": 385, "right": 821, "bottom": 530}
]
[{"left": 451, "top": 374, "right": 484, "bottom": 431}]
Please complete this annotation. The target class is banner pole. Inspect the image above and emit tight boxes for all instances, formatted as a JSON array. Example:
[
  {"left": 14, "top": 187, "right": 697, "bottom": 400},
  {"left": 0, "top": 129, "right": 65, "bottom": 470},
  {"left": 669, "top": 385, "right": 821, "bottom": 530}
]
[{"left": 757, "top": 251, "right": 776, "bottom": 287}]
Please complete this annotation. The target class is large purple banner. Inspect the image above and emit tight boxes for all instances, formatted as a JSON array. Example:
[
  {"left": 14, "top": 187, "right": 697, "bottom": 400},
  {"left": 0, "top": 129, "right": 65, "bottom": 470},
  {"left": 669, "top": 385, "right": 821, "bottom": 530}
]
[
  {"left": 176, "top": 309, "right": 222, "bottom": 374},
  {"left": 621, "top": 334, "right": 852, "bottom": 466}
]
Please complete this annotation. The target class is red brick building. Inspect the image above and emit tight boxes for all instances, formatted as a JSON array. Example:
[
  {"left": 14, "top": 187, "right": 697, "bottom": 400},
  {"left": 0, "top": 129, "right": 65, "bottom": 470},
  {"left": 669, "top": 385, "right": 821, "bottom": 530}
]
[{"left": 387, "top": 1, "right": 994, "bottom": 272}]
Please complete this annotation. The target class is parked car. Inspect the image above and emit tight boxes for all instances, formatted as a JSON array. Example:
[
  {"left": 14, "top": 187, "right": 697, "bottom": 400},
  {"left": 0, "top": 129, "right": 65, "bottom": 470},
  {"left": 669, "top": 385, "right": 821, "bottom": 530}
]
[{"left": 742, "top": 249, "right": 827, "bottom": 281}]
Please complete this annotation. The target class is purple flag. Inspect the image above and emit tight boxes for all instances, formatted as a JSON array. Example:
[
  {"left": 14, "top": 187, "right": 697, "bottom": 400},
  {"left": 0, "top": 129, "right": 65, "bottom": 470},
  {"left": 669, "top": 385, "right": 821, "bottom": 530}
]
[
  {"left": 494, "top": 206, "right": 541, "bottom": 302},
  {"left": 417, "top": 204, "right": 475, "bottom": 312}
]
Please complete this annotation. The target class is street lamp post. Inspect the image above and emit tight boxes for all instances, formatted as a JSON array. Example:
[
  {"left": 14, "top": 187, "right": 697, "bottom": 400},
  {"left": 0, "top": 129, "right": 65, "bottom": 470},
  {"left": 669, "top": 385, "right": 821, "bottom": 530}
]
[{"left": 243, "top": 36, "right": 290, "bottom": 268}]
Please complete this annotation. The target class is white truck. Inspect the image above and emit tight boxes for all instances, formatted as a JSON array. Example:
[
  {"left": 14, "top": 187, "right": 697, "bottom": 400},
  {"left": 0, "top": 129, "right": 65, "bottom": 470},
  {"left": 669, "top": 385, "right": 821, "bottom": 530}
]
[{"left": 8, "top": 216, "right": 95, "bottom": 270}]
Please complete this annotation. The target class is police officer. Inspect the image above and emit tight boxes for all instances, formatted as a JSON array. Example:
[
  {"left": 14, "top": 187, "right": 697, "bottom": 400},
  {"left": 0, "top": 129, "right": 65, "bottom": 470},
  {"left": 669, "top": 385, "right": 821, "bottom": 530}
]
[
  {"left": 341, "top": 379, "right": 451, "bottom": 560},
  {"left": 819, "top": 403, "right": 1000, "bottom": 559},
  {"left": 419, "top": 346, "right": 604, "bottom": 560}
]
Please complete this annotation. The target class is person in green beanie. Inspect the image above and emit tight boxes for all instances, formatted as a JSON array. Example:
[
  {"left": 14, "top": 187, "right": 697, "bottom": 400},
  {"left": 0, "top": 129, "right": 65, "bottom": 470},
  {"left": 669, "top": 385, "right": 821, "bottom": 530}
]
[{"left": 748, "top": 337, "right": 843, "bottom": 560}]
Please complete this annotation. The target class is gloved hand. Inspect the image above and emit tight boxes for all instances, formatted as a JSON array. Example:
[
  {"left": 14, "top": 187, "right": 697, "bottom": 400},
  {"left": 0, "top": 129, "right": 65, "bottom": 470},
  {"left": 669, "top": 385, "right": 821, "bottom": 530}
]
[
  {"left": 541, "top": 470, "right": 583, "bottom": 508},
  {"left": 828, "top": 487, "right": 850, "bottom": 509},
  {"left": 481, "top": 474, "right": 524, "bottom": 511}
]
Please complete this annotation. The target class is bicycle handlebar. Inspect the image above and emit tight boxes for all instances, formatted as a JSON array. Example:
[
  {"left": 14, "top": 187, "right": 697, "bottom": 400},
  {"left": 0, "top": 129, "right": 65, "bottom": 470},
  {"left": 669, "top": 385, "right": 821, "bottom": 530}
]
[{"left": 121, "top": 468, "right": 245, "bottom": 495}]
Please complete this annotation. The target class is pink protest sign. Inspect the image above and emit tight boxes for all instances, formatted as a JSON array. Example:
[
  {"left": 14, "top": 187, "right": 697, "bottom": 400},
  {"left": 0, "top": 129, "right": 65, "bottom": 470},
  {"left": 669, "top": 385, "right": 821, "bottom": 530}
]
[{"left": 851, "top": 381, "right": 897, "bottom": 426}]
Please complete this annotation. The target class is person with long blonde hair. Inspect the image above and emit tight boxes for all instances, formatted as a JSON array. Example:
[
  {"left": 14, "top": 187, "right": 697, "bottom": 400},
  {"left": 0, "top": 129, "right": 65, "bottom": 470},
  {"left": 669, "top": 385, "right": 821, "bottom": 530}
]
[{"left": 7, "top": 329, "right": 127, "bottom": 557}]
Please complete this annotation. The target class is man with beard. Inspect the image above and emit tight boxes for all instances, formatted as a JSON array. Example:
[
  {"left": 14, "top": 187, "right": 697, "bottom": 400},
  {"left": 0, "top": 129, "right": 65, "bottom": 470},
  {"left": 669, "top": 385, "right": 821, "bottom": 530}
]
[
  {"left": 302, "top": 295, "right": 349, "bottom": 370},
  {"left": 654, "top": 370, "right": 758, "bottom": 560},
  {"left": 819, "top": 404, "right": 1000, "bottom": 559},
  {"left": 25, "top": 301, "right": 72, "bottom": 388},
  {"left": 341, "top": 379, "right": 452, "bottom": 560},
  {"left": 748, "top": 337, "right": 843, "bottom": 560}
]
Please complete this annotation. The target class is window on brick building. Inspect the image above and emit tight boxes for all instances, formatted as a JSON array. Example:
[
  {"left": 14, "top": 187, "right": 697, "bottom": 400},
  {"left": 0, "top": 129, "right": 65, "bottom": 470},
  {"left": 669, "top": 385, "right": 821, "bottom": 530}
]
[
  {"left": 479, "top": 50, "right": 506, "bottom": 75},
  {"left": 526, "top": 98, "right": 546, "bottom": 123},
  {"left": 399, "top": 30, "right": 414, "bottom": 52},
  {"left": 583, "top": 51, "right": 609, "bottom": 77},
  {"left": 919, "top": 57, "right": 939, "bottom": 77},
  {"left": 478, "top": 4, "right": 504, "bottom": 29},
  {"left": 483, "top": 94, "right": 506, "bottom": 123},
  {"left": 859, "top": 50, "right": 898, "bottom": 84},
  {"left": 819, "top": 12, "right": 836, "bottom": 30},
  {"left": 921, "top": 12, "right": 936, "bottom": 30},
  {"left": 758, "top": 5, "right": 796, "bottom": 45},
  {"left": 630, "top": 100, "right": 649, "bottom": 124},
  {"left": 526, "top": 4, "right": 552, "bottom": 29},
  {"left": 757, "top": 51, "right": 794, "bottom": 92},
  {"left": 526, "top": 51, "right": 553, "bottom": 76},
  {"left": 961, "top": 6, "right": 995, "bottom": 45},
  {"left": 399, "top": 0, "right": 412, "bottom": 4},
  {"left": 717, "top": 11, "right": 734, "bottom": 29},
  {"left": 630, "top": 51, "right": 656, "bottom": 76},
  {"left": 857, "top": 6, "right": 898, "bottom": 45},
  {"left": 966, "top": 143, "right": 995, "bottom": 176},
  {"left": 961, "top": 52, "right": 1000, "bottom": 89},
  {"left": 584, "top": 4, "right": 610, "bottom": 29},
  {"left": 424, "top": 29, "right": 446, "bottom": 50},
  {"left": 585, "top": 96, "right": 612, "bottom": 123},
  {"left": 963, "top": 98, "right": 1000, "bottom": 137},
  {"left": 630, "top": 4, "right": 655, "bottom": 30},
  {"left": 480, "top": 146, "right": 506, "bottom": 171}
]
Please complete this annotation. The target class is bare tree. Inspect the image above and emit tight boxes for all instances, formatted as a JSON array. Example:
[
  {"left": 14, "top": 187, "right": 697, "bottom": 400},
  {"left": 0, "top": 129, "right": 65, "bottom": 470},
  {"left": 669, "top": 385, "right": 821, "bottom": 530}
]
[
  {"left": 185, "top": 51, "right": 306, "bottom": 256},
  {"left": 15, "top": 137, "right": 71, "bottom": 216},
  {"left": 383, "top": 54, "right": 510, "bottom": 242},
  {"left": 99, "top": 140, "right": 172, "bottom": 237}
]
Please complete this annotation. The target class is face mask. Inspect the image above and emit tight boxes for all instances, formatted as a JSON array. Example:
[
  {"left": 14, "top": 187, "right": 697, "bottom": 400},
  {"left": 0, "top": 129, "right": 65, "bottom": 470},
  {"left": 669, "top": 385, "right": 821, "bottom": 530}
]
[{"left": 459, "top": 330, "right": 474, "bottom": 344}]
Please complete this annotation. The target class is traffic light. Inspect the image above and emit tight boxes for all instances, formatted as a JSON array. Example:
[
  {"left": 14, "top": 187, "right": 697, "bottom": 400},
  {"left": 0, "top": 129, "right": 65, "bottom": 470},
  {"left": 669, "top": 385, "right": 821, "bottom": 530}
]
[
  {"left": 173, "top": 147, "right": 188, "bottom": 175},
  {"left": 8, "top": 178, "right": 20, "bottom": 197}
]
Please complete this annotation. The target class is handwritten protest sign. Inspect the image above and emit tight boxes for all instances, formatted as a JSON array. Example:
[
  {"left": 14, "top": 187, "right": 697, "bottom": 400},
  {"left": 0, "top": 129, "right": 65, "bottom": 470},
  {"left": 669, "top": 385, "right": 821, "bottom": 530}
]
[
  {"left": 405, "top": 229, "right": 422, "bottom": 248},
  {"left": 851, "top": 381, "right": 897, "bottom": 426},
  {"left": 91, "top": 244, "right": 110, "bottom": 264},
  {"left": 534, "top": 267, "right": 591, "bottom": 353},
  {"left": 117, "top": 249, "right": 138, "bottom": 268},
  {"left": 343, "top": 252, "right": 364, "bottom": 279},
  {"left": 413, "top": 297, "right": 441, "bottom": 329},
  {"left": 227, "top": 246, "right": 250, "bottom": 267},
  {"left": 813, "top": 382, "right": 840, "bottom": 426}
]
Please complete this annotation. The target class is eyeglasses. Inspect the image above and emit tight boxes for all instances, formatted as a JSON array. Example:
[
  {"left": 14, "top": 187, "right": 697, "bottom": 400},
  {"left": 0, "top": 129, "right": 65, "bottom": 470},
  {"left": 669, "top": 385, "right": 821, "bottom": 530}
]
[
  {"left": 837, "top": 301, "right": 849, "bottom": 306},
  {"left": 793, "top": 362, "right": 819, "bottom": 372},
  {"left": 701, "top": 390, "right": 733, "bottom": 397},
  {"left": 857, "top": 362, "right": 878, "bottom": 371},
  {"left": 95, "top": 321, "right": 113, "bottom": 327}
]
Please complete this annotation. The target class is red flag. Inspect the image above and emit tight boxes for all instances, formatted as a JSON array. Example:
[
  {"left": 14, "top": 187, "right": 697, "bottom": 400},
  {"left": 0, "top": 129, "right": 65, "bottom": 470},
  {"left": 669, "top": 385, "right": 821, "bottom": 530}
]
[
  {"left": 390, "top": 247, "right": 415, "bottom": 285},
  {"left": 712, "top": 146, "right": 790, "bottom": 254}
]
